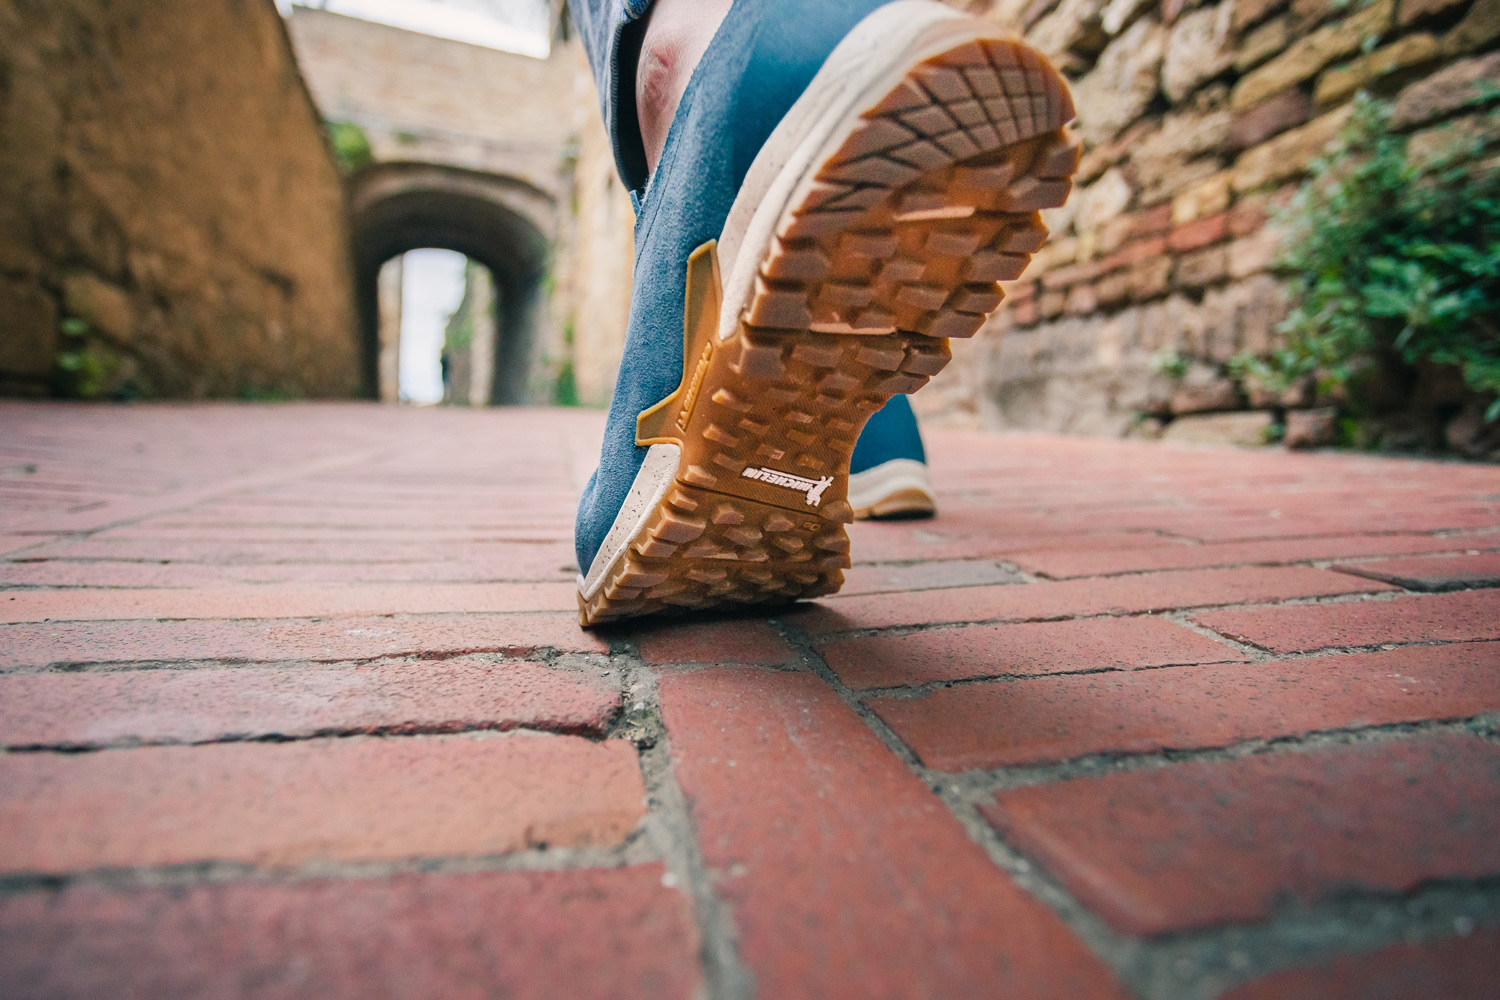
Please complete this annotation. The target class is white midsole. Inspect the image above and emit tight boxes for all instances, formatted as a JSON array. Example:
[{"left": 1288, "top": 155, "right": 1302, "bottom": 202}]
[
  {"left": 580, "top": 1, "right": 988, "bottom": 601},
  {"left": 847, "top": 458, "right": 935, "bottom": 512},
  {"left": 578, "top": 443, "right": 680, "bottom": 599}
]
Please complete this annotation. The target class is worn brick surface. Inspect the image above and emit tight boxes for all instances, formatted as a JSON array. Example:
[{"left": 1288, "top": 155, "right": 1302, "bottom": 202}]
[
  {"left": 0, "top": 732, "right": 644, "bottom": 873},
  {"left": 632, "top": 617, "right": 796, "bottom": 666},
  {"left": 1335, "top": 551, "right": 1500, "bottom": 591},
  {"left": 657, "top": 668, "right": 1130, "bottom": 999},
  {"left": 819, "top": 616, "right": 1247, "bottom": 690},
  {"left": 983, "top": 733, "right": 1500, "bottom": 935},
  {"left": 792, "top": 566, "right": 1391, "bottom": 633},
  {"left": 0, "top": 581, "right": 576, "bottom": 623},
  {"left": 0, "top": 612, "right": 606, "bottom": 668},
  {"left": 0, "top": 866, "right": 701, "bottom": 1000},
  {"left": 5, "top": 403, "right": 1500, "bottom": 995},
  {"left": 1196, "top": 589, "right": 1500, "bottom": 652},
  {"left": 1220, "top": 925, "right": 1500, "bottom": 1000},
  {"left": 0, "top": 657, "right": 620, "bottom": 748},
  {"left": 873, "top": 643, "right": 1500, "bottom": 769}
]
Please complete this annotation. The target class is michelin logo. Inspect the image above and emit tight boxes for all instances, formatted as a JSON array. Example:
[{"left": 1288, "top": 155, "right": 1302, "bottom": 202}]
[{"left": 741, "top": 466, "right": 834, "bottom": 507}]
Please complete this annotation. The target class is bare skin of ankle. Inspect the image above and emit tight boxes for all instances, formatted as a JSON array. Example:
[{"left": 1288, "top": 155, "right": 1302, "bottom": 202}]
[{"left": 636, "top": 0, "right": 734, "bottom": 176}]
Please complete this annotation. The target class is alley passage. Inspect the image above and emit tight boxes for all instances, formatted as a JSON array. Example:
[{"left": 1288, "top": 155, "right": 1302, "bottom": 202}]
[{"left": 1, "top": 402, "right": 1498, "bottom": 1000}]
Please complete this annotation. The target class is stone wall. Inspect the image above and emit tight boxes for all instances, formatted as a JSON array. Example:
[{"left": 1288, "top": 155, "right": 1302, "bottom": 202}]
[
  {"left": 920, "top": 0, "right": 1500, "bottom": 443},
  {"left": 0, "top": 0, "right": 360, "bottom": 399},
  {"left": 287, "top": 8, "right": 578, "bottom": 200},
  {"left": 551, "top": 39, "right": 637, "bottom": 408}
]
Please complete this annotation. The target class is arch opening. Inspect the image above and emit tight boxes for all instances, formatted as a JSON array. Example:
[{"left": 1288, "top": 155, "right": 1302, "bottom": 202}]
[{"left": 351, "top": 165, "right": 553, "bottom": 405}]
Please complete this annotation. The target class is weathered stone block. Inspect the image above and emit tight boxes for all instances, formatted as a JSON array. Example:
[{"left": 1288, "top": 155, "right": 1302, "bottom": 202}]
[
  {"left": 1285, "top": 407, "right": 1340, "bottom": 447},
  {"left": 1129, "top": 256, "right": 1176, "bottom": 299},
  {"left": 1441, "top": 0, "right": 1500, "bottom": 53},
  {"left": 1071, "top": 18, "right": 1168, "bottom": 146},
  {"left": 1231, "top": 0, "right": 1395, "bottom": 111},
  {"left": 1163, "top": 3, "right": 1236, "bottom": 102},
  {"left": 1029, "top": 0, "right": 1109, "bottom": 62},
  {"left": 1162, "top": 410, "right": 1276, "bottom": 444},
  {"left": 1172, "top": 378, "right": 1243, "bottom": 414},
  {"left": 1096, "top": 270, "right": 1134, "bottom": 306},
  {"left": 1175, "top": 245, "right": 1231, "bottom": 286},
  {"left": 1399, "top": 0, "right": 1468, "bottom": 27},
  {"left": 1172, "top": 172, "right": 1233, "bottom": 224},
  {"left": 1238, "top": 274, "right": 1292, "bottom": 353},
  {"left": 1234, "top": 0, "right": 1290, "bottom": 31},
  {"left": 1408, "top": 110, "right": 1500, "bottom": 161},
  {"left": 1228, "top": 226, "right": 1283, "bottom": 277},
  {"left": 1040, "top": 290, "right": 1068, "bottom": 319},
  {"left": 0, "top": 278, "right": 58, "bottom": 379},
  {"left": 1168, "top": 213, "right": 1230, "bottom": 252},
  {"left": 1131, "top": 108, "right": 1234, "bottom": 184},
  {"left": 1066, "top": 283, "right": 1101, "bottom": 315},
  {"left": 1316, "top": 33, "right": 1441, "bottom": 106},
  {"left": 1236, "top": 16, "right": 1291, "bottom": 72},
  {"left": 1101, "top": 0, "right": 1154, "bottom": 33},
  {"left": 1074, "top": 169, "right": 1135, "bottom": 233},
  {"left": 61, "top": 272, "right": 133, "bottom": 343},
  {"left": 1233, "top": 106, "right": 1353, "bottom": 191},
  {"left": 1249, "top": 374, "right": 1316, "bottom": 408},
  {"left": 1228, "top": 88, "right": 1315, "bottom": 152},
  {"left": 1392, "top": 50, "right": 1500, "bottom": 128}
]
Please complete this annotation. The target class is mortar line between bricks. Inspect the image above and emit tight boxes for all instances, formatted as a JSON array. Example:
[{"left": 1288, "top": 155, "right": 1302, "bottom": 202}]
[
  {"left": 0, "top": 717, "right": 621, "bottom": 755},
  {"left": 803, "top": 582, "right": 1498, "bottom": 641},
  {"left": 607, "top": 639, "right": 754, "bottom": 1000},
  {"left": 0, "top": 837, "right": 662, "bottom": 899},
  {"left": 0, "top": 646, "right": 609, "bottom": 676},
  {"left": 1017, "top": 542, "right": 1500, "bottom": 582},
  {"left": 931, "top": 714, "right": 1500, "bottom": 795},
  {"left": 844, "top": 656, "right": 1261, "bottom": 701}
]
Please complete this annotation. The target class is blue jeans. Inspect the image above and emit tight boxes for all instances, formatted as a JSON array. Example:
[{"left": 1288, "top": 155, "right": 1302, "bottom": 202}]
[{"left": 571, "top": 0, "right": 655, "bottom": 195}]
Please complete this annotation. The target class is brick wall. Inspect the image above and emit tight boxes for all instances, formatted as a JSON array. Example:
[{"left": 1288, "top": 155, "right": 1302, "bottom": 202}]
[
  {"left": 0, "top": 0, "right": 360, "bottom": 399},
  {"left": 924, "top": 0, "right": 1500, "bottom": 441}
]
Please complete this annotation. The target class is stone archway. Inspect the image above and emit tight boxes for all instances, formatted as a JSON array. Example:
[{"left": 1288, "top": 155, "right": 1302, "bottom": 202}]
[{"left": 350, "top": 163, "right": 554, "bottom": 404}]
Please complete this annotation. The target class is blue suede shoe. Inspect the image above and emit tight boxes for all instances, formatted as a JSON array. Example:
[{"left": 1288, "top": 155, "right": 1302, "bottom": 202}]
[
  {"left": 849, "top": 395, "right": 936, "bottom": 519},
  {"left": 576, "top": 0, "right": 1077, "bottom": 624}
]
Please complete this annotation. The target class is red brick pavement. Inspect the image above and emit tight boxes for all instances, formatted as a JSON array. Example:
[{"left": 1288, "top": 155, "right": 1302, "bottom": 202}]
[{"left": 2, "top": 403, "right": 1498, "bottom": 1000}]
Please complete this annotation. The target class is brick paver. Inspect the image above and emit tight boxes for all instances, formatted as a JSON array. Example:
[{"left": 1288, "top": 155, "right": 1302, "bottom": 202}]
[
  {"left": 1220, "top": 926, "right": 1500, "bottom": 1000},
  {"left": 0, "top": 732, "right": 645, "bottom": 873},
  {"left": 0, "top": 657, "right": 621, "bottom": 749},
  {"left": 1195, "top": 588, "right": 1500, "bottom": 652},
  {"left": 1334, "top": 550, "right": 1500, "bottom": 591},
  {"left": 818, "top": 616, "right": 1247, "bottom": 689},
  {"left": 871, "top": 643, "right": 1500, "bottom": 770},
  {"left": 983, "top": 733, "right": 1500, "bottom": 935},
  {"left": 0, "top": 866, "right": 702, "bottom": 1000},
  {"left": 2, "top": 403, "right": 1498, "bottom": 999}
]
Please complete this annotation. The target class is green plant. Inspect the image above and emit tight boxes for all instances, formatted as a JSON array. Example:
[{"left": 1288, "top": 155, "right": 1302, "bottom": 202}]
[
  {"left": 1150, "top": 347, "right": 1189, "bottom": 380},
  {"left": 553, "top": 359, "right": 580, "bottom": 407},
  {"left": 326, "top": 121, "right": 373, "bottom": 174},
  {"left": 1240, "top": 96, "right": 1500, "bottom": 420}
]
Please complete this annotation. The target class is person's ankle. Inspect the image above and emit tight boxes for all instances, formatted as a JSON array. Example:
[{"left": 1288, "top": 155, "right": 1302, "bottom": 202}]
[{"left": 635, "top": 0, "right": 733, "bottom": 176}]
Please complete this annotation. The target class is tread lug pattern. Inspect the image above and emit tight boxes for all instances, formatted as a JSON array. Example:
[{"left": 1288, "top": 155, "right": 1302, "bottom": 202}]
[{"left": 581, "top": 34, "right": 1076, "bottom": 627}]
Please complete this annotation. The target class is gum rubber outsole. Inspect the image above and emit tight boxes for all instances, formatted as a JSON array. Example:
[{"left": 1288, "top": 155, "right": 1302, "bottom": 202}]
[{"left": 579, "top": 34, "right": 1078, "bottom": 627}]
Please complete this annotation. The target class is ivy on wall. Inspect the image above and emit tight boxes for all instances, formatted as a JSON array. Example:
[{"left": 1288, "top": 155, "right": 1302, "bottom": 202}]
[{"left": 1236, "top": 95, "right": 1500, "bottom": 422}]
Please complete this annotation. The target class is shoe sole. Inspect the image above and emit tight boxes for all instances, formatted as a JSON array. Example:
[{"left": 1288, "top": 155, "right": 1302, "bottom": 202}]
[
  {"left": 578, "top": 8, "right": 1076, "bottom": 626},
  {"left": 849, "top": 458, "right": 937, "bottom": 520}
]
